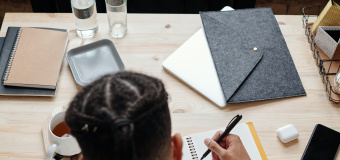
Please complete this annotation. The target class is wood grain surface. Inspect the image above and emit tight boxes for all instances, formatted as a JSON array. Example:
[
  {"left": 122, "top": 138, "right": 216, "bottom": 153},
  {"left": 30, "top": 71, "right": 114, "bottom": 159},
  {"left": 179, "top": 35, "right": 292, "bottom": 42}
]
[{"left": 0, "top": 13, "right": 339, "bottom": 160}]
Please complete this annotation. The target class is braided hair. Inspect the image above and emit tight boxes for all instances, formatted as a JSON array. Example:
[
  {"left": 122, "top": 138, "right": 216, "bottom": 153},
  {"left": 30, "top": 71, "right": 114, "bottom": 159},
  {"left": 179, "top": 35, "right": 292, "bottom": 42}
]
[{"left": 65, "top": 71, "right": 171, "bottom": 160}]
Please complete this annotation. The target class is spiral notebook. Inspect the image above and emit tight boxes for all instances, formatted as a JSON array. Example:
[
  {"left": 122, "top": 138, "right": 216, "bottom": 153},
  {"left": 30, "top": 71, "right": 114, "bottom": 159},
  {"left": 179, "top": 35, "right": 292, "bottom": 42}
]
[
  {"left": 2, "top": 27, "right": 68, "bottom": 89},
  {"left": 182, "top": 122, "right": 267, "bottom": 160}
]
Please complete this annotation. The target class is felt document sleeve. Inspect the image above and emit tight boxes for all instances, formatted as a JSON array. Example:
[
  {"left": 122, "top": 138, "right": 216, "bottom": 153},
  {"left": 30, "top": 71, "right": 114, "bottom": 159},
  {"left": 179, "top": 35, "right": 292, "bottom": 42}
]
[{"left": 200, "top": 8, "right": 306, "bottom": 103}]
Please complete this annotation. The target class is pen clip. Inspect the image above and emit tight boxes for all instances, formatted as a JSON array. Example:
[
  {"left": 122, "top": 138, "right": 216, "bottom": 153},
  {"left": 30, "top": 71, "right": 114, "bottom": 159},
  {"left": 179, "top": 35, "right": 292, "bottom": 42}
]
[{"left": 226, "top": 115, "right": 240, "bottom": 129}]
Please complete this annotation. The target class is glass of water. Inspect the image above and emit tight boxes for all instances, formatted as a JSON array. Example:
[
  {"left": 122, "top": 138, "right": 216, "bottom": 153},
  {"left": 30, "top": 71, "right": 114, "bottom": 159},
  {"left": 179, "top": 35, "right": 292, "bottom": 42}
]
[
  {"left": 105, "top": 0, "right": 127, "bottom": 38},
  {"left": 71, "top": 0, "right": 98, "bottom": 38}
]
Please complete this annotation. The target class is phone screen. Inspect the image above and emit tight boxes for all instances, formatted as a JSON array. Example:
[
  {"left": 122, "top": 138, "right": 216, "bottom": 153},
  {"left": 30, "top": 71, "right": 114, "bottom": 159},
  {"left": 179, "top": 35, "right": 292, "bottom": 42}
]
[{"left": 301, "top": 124, "right": 340, "bottom": 160}]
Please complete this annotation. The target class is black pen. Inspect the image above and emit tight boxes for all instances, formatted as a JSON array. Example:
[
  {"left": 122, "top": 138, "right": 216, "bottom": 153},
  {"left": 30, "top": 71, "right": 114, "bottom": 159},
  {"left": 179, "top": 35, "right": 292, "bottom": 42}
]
[{"left": 200, "top": 114, "right": 243, "bottom": 160}]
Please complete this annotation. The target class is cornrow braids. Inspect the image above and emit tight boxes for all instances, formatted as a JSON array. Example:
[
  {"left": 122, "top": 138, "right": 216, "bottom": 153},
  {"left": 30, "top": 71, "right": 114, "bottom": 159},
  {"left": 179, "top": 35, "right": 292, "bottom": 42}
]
[{"left": 65, "top": 71, "right": 171, "bottom": 160}]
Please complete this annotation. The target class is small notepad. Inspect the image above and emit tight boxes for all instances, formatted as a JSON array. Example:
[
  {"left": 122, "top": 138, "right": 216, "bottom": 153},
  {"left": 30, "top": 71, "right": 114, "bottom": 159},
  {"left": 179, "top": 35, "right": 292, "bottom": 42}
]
[
  {"left": 2, "top": 27, "right": 68, "bottom": 89},
  {"left": 182, "top": 123, "right": 267, "bottom": 160}
]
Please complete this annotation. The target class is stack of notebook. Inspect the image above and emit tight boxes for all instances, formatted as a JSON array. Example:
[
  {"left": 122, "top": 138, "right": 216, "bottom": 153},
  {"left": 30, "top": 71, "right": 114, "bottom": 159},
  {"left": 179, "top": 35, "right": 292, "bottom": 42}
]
[
  {"left": 0, "top": 27, "right": 69, "bottom": 96},
  {"left": 163, "top": 8, "right": 306, "bottom": 107}
]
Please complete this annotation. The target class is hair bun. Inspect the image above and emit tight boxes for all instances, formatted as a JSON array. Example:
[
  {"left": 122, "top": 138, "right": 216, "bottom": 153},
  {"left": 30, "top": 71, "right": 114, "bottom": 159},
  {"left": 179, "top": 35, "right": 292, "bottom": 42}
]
[{"left": 112, "top": 118, "right": 134, "bottom": 136}]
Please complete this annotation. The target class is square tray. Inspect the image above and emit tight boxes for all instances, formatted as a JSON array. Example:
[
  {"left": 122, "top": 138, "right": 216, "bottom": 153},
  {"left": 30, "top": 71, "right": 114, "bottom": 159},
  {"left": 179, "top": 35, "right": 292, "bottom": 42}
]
[{"left": 66, "top": 39, "right": 125, "bottom": 86}]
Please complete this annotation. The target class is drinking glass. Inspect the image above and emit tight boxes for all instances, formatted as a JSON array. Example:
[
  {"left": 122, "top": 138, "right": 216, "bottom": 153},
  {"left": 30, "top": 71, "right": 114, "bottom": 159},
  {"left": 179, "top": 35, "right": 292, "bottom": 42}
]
[
  {"left": 105, "top": 0, "right": 127, "bottom": 38},
  {"left": 71, "top": 0, "right": 98, "bottom": 38}
]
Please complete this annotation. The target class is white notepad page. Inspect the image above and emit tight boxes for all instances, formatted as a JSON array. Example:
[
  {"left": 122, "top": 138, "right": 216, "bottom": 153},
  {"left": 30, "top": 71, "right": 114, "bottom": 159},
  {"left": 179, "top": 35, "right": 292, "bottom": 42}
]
[{"left": 182, "top": 123, "right": 262, "bottom": 160}]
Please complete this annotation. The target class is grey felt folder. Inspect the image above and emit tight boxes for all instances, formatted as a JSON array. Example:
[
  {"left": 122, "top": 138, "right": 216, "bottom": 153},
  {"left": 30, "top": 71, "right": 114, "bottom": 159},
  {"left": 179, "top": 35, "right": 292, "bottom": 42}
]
[{"left": 200, "top": 8, "right": 306, "bottom": 103}]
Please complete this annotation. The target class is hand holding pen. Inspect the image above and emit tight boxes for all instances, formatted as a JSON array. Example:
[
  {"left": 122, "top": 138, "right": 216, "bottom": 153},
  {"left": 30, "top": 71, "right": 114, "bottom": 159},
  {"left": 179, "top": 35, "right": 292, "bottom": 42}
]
[{"left": 201, "top": 114, "right": 250, "bottom": 160}]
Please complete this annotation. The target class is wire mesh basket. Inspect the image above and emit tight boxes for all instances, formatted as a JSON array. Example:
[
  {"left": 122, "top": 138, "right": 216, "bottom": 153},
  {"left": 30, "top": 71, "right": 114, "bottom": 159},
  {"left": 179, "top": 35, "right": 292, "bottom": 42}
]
[{"left": 302, "top": 5, "right": 340, "bottom": 103}]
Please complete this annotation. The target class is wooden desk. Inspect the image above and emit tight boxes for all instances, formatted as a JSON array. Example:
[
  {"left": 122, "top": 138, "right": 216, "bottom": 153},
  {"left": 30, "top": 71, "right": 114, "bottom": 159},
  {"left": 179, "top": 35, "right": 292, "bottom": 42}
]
[{"left": 0, "top": 13, "right": 339, "bottom": 160}]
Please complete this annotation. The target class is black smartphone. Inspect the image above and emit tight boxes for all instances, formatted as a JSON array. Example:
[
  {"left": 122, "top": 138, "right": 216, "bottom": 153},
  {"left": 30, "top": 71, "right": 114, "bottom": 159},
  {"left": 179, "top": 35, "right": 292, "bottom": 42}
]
[{"left": 301, "top": 124, "right": 340, "bottom": 160}]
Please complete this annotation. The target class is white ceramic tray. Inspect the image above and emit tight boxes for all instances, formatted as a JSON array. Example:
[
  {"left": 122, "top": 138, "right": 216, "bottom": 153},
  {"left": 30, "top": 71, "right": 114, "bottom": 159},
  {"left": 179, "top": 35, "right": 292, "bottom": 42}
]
[{"left": 66, "top": 39, "right": 125, "bottom": 86}]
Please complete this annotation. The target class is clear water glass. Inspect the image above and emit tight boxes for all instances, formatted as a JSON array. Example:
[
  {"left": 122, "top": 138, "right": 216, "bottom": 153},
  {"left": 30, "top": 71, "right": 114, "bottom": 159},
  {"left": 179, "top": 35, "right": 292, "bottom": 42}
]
[
  {"left": 105, "top": 0, "right": 127, "bottom": 38},
  {"left": 71, "top": 0, "right": 98, "bottom": 38}
]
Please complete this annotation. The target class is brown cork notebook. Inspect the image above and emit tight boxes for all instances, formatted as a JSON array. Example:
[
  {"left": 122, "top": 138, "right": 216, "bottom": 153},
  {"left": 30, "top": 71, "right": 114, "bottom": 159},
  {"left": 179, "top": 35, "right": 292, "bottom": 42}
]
[{"left": 3, "top": 27, "right": 68, "bottom": 89}]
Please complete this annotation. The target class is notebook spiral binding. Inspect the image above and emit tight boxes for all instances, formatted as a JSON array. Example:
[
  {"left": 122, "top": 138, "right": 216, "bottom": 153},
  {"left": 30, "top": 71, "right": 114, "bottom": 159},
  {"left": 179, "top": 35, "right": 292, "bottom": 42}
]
[
  {"left": 2, "top": 28, "right": 22, "bottom": 82},
  {"left": 186, "top": 137, "right": 199, "bottom": 160}
]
